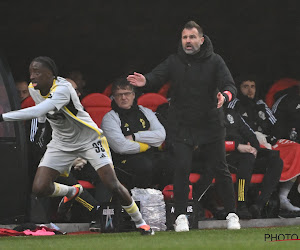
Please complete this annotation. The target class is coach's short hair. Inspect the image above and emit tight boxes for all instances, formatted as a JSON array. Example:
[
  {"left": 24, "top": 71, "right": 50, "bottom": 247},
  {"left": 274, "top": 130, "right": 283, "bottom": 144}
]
[{"left": 183, "top": 21, "right": 203, "bottom": 36}]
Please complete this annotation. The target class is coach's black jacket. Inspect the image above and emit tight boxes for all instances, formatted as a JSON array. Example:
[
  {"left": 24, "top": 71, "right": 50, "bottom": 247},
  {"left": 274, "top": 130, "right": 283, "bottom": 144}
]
[{"left": 144, "top": 35, "right": 236, "bottom": 145}]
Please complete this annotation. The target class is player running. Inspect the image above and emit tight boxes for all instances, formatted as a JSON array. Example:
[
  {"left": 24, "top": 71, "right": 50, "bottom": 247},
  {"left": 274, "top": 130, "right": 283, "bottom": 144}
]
[{"left": 0, "top": 56, "right": 153, "bottom": 235}]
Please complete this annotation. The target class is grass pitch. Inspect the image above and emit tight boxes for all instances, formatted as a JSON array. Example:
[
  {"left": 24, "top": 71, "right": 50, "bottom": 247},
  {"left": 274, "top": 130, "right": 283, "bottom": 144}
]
[{"left": 1, "top": 226, "right": 300, "bottom": 249}]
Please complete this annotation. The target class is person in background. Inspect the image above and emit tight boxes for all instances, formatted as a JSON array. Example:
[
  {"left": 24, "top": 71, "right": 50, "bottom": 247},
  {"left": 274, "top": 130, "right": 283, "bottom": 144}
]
[
  {"left": 66, "top": 78, "right": 82, "bottom": 99},
  {"left": 224, "top": 106, "right": 283, "bottom": 219},
  {"left": 66, "top": 70, "right": 88, "bottom": 98},
  {"left": 127, "top": 21, "right": 240, "bottom": 231},
  {"left": 228, "top": 76, "right": 300, "bottom": 215},
  {"left": 101, "top": 78, "right": 170, "bottom": 190},
  {"left": 15, "top": 80, "right": 30, "bottom": 102},
  {"left": 272, "top": 83, "right": 300, "bottom": 143}
]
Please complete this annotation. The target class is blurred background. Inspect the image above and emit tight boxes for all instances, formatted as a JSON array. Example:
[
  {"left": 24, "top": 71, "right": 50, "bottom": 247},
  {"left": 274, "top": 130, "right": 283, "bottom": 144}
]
[{"left": 0, "top": 0, "right": 299, "bottom": 96}]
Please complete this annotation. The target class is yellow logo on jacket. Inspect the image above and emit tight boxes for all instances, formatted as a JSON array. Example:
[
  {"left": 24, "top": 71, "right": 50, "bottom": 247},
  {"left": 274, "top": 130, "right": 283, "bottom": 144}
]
[{"left": 140, "top": 118, "right": 146, "bottom": 128}]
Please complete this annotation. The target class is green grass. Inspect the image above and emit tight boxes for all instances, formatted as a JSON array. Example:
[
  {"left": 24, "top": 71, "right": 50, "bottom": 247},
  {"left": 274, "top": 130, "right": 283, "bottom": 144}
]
[{"left": 1, "top": 226, "right": 300, "bottom": 250}]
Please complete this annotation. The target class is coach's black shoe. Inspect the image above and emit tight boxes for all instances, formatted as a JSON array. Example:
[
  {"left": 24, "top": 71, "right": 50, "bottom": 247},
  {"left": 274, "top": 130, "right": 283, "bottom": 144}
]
[
  {"left": 138, "top": 225, "right": 155, "bottom": 235},
  {"left": 57, "top": 184, "right": 83, "bottom": 216}
]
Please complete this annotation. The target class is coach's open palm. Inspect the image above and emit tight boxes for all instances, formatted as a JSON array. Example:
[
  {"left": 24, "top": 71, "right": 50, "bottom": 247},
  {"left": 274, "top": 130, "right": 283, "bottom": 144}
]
[{"left": 127, "top": 72, "right": 146, "bottom": 87}]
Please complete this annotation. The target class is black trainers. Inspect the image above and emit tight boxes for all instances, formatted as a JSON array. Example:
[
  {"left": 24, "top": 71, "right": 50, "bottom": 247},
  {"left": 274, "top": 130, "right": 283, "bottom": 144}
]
[
  {"left": 89, "top": 220, "right": 102, "bottom": 232},
  {"left": 138, "top": 225, "right": 155, "bottom": 236},
  {"left": 57, "top": 184, "right": 83, "bottom": 216}
]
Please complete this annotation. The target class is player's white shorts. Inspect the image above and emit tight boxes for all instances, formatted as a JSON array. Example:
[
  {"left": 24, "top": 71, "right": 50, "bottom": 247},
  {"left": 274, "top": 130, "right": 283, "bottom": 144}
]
[{"left": 39, "top": 136, "right": 113, "bottom": 175}]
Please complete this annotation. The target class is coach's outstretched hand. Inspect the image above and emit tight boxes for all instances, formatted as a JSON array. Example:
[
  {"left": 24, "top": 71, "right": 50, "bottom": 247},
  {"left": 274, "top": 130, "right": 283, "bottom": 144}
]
[{"left": 127, "top": 72, "right": 146, "bottom": 87}]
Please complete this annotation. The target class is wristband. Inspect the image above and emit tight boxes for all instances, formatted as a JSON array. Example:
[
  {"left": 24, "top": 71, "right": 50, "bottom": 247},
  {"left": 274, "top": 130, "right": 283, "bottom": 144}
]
[
  {"left": 132, "top": 133, "right": 136, "bottom": 141},
  {"left": 225, "top": 141, "right": 235, "bottom": 151},
  {"left": 0, "top": 114, "right": 3, "bottom": 122},
  {"left": 223, "top": 91, "right": 232, "bottom": 102}
]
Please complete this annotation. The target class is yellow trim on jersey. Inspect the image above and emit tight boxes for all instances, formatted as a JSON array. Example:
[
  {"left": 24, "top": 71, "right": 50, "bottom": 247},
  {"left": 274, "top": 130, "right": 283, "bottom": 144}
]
[
  {"left": 63, "top": 106, "right": 102, "bottom": 138},
  {"left": 138, "top": 142, "right": 150, "bottom": 152},
  {"left": 64, "top": 106, "right": 113, "bottom": 162},
  {"left": 29, "top": 79, "right": 57, "bottom": 98},
  {"left": 101, "top": 136, "right": 111, "bottom": 159},
  {"left": 43, "top": 79, "right": 57, "bottom": 98}
]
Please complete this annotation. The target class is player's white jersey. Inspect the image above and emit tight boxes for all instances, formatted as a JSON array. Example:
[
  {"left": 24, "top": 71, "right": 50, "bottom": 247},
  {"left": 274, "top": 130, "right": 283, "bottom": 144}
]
[{"left": 28, "top": 77, "right": 102, "bottom": 151}]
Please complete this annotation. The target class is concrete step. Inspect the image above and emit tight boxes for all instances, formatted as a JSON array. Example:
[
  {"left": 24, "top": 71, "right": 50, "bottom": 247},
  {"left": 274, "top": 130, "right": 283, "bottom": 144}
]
[
  {"left": 198, "top": 217, "right": 300, "bottom": 229},
  {"left": 2, "top": 217, "right": 300, "bottom": 233}
]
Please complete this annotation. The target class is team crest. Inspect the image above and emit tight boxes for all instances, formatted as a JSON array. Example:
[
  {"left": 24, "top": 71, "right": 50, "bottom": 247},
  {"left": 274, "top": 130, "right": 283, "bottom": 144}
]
[
  {"left": 242, "top": 112, "right": 248, "bottom": 117},
  {"left": 140, "top": 118, "right": 146, "bottom": 128},
  {"left": 124, "top": 123, "right": 130, "bottom": 132},
  {"left": 258, "top": 111, "right": 266, "bottom": 120},
  {"left": 227, "top": 114, "right": 234, "bottom": 124}
]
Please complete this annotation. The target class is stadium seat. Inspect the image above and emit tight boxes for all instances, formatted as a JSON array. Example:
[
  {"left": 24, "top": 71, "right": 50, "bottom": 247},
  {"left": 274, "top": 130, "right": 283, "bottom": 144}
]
[
  {"left": 102, "top": 83, "right": 112, "bottom": 97},
  {"left": 157, "top": 82, "right": 171, "bottom": 98},
  {"left": 78, "top": 180, "right": 96, "bottom": 189},
  {"left": 21, "top": 96, "right": 35, "bottom": 109},
  {"left": 81, "top": 93, "right": 112, "bottom": 127},
  {"left": 137, "top": 93, "right": 168, "bottom": 111},
  {"left": 265, "top": 78, "right": 300, "bottom": 107},
  {"left": 163, "top": 184, "right": 193, "bottom": 201},
  {"left": 162, "top": 173, "right": 264, "bottom": 201}
]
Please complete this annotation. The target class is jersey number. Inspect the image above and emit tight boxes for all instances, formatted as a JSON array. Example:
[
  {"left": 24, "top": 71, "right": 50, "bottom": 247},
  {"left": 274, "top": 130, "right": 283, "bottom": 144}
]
[{"left": 93, "top": 141, "right": 105, "bottom": 153}]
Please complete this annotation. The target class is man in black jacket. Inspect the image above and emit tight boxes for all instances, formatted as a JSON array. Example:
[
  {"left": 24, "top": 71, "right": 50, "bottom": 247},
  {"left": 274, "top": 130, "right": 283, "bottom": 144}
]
[
  {"left": 224, "top": 106, "right": 282, "bottom": 219},
  {"left": 272, "top": 84, "right": 300, "bottom": 143},
  {"left": 228, "top": 76, "right": 300, "bottom": 214},
  {"left": 127, "top": 21, "right": 240, "bottom": 231}
]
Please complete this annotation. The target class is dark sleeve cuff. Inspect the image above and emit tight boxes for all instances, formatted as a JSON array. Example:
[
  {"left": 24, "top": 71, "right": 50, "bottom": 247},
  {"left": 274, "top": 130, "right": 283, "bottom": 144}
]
[
  {"left": 0, "top": 114, "right": 3, "bottom": 122},
  {"left": 234, "top": 141, "right": 240, "bottom": 150}
]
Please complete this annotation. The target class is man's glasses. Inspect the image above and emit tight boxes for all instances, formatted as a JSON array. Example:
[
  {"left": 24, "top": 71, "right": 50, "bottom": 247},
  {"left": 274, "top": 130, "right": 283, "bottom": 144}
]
[{"left": 113, "top": 91, "right": 133, "bottom": 98}]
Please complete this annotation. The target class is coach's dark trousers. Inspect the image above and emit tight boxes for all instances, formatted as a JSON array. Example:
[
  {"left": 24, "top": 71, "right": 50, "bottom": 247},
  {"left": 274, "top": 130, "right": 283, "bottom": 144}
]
[{"left": 172, "top": 138, "right": 236, "bottom": 217}]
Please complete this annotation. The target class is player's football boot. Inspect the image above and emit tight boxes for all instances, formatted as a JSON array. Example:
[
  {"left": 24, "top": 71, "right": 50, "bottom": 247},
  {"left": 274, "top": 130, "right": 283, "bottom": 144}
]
[
  {"left": 138, "top": 224, "right": 155, "bottom": 235},
  {"left": 57, "top": 184, "right": 83, "bottom": 216}
]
